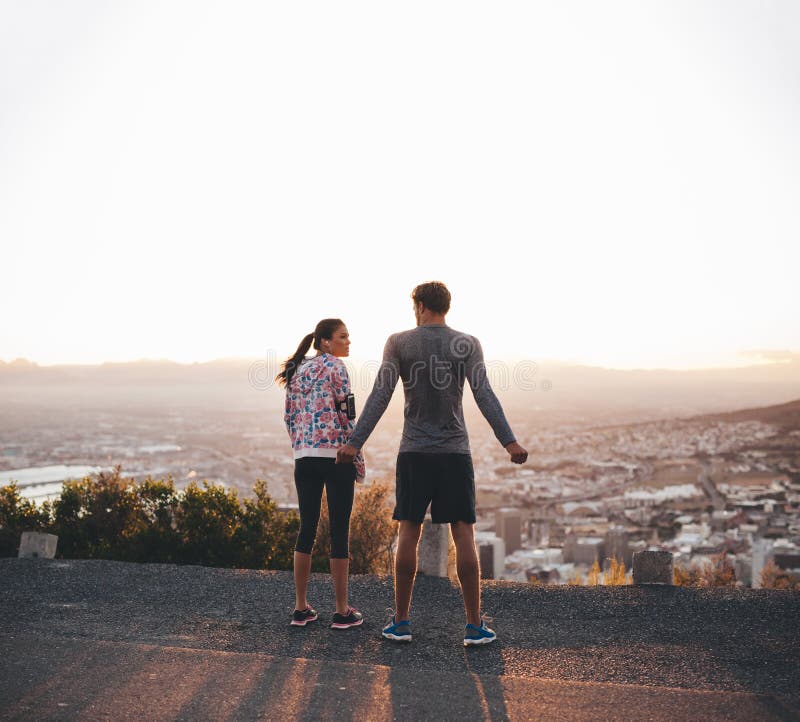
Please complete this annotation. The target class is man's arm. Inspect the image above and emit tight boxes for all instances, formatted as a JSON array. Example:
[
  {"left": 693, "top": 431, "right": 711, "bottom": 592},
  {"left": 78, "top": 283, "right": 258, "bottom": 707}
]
[
  {"left": 465, "top": 336, "right": 528, "bottom": 464},
  {"left": 336, "top": 336, "right": 400, "bottom": 463}
]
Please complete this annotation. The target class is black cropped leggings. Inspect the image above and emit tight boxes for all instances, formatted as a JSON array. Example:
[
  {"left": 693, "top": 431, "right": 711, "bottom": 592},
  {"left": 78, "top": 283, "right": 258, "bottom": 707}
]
[{"left": 294, "top": 457, "right": 356, "bottom": 559}]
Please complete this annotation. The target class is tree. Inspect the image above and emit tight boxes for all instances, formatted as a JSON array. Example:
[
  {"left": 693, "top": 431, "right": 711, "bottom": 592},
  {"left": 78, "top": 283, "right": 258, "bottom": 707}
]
[
  {"left": 236, "top": 479, "right": 299, "bottom": 570},
  {"left": 174, "top": 481, "right": 244, "bottom": 567},
  {"left": 0, "top": 469, "right": 346, "bottom": 572},
  {"left": 51, "top": 465, "right": 140, "bottom": 559},
  {"left": 122, "top": 476, "right": 180, "bottom": 563}
]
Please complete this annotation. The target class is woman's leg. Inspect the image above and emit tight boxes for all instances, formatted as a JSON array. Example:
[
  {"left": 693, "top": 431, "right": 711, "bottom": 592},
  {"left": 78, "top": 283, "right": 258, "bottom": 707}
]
[
  {"left": 294, "top": 551, "right": 312, "bottom": 611},
  {"left": 326, "top": 462, "right": 356, "bottom": 615},
  {"left": 329, "top": 558, "right": 349, "bottom": 616},
  {"left": 294, "top": 459, "right": 324, "bottom": 611}
]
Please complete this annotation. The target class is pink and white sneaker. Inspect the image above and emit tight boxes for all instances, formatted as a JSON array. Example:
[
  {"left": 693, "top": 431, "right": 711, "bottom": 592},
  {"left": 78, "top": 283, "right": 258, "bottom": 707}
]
[
  {"left": 331, "top": 606, "right": 364, "bottom": 629},
  {"left": 291, "top": 606, "right": 319, "bottom": 626}
]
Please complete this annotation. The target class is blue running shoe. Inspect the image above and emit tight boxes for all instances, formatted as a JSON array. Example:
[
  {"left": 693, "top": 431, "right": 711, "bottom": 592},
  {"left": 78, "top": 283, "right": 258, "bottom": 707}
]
[
  {"left": 464, "top": 615, "right": 497, "bottom": 646},
  {"left": 381, "top": 608, "right": 412, "bottom": 642}
]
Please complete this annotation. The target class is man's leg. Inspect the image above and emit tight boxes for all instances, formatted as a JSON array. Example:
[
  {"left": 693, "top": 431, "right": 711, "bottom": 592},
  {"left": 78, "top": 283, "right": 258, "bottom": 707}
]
[
  {"left": 450, "top": 521, "right": 481, "bottom": 626},
  {"left": 394, "top": 520, "right": 422, "bottom": 621}
]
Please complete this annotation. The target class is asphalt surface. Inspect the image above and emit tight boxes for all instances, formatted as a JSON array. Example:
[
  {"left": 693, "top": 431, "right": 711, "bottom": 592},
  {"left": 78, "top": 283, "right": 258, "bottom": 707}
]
[{"left": 1, "top": 558, "right": 799, "bottom": 721}]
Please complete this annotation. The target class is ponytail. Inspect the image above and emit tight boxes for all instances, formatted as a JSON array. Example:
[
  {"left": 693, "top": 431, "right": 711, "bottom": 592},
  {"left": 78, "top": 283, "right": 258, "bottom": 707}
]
[
  {"left": 277, "top": 318, "right": 346, "bottom": 388},
  {"left": 276, "top": 333, "right": 315, "bottom": 388}
]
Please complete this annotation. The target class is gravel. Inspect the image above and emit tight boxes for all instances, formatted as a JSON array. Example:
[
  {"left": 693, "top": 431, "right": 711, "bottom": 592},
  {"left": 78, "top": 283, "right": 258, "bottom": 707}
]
[{"left": 1, "top": 558, "right": 799, "bottom": 700}]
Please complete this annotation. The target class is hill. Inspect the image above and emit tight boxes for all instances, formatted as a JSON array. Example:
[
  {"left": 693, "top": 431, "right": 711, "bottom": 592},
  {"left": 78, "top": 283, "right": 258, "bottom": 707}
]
[{"left": 694, "top": 398, "right": 800, "bottom": 430}]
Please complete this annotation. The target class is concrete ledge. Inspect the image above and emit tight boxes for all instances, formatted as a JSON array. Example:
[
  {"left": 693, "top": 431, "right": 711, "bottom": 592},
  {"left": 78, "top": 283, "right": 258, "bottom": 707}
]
[
  {"left": 632, "top": 550, "right": 674, "bottom": 585},
  {"left": 17, "top": 532, "right": 58, "bottom": 559}
]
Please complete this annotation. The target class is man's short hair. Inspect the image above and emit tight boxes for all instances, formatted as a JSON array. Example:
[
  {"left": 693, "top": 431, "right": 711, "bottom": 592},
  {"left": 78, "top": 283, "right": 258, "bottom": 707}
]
[{"left": 411, "top": 281, "right": 451, "bottom": 315}]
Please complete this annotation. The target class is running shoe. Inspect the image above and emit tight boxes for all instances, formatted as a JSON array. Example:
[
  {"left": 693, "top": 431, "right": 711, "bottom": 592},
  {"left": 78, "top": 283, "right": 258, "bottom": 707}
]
[
  {"left": 290, "top": 605, "right": 318, "bottom": 627},
  {"left": 331, "top": 606, "right": 364, "bottom": 629},
  {"left": 381, "top": 608, "right": 412, "bottom": 642},
  {"left": 464, "top": 615, "right": 497, "bottom": 646}
]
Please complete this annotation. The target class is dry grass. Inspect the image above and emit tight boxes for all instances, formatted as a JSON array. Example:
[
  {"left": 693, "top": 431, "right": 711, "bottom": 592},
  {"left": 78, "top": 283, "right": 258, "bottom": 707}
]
[
  {"left": 760, "top": 560, "right": 800, "bottom": 590},
  {"left": 565, "top": 558, "right": 630, "bottom": 586},
  {"left": 674, "top": 553, "right": 736, "bottom": 587},
  {"left": 604, "top": 558, "right": 628, "bottom": 585}
]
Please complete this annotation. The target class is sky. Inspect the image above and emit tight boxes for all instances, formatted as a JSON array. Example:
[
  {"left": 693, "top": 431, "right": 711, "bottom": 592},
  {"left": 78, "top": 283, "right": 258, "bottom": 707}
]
[{"left": 2, "top": 1, "right": 799, "bottom": 370}]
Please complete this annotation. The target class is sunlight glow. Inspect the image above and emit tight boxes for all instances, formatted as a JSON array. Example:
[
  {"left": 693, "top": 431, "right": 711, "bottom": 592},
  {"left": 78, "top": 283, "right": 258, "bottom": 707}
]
[{"left": 2, "top": 1, "right": 798, "bottom": 370}]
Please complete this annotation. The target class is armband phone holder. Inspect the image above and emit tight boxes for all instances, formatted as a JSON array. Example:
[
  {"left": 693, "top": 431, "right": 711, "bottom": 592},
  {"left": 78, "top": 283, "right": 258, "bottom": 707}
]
[{"left": 338, "top": 393, "right": 356, "bottom": 420}]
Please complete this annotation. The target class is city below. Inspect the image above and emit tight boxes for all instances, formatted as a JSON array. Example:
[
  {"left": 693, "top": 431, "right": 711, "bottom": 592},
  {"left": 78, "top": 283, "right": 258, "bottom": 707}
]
[{"left": 2, "top": 358, "right": 799, "bottom": 588}]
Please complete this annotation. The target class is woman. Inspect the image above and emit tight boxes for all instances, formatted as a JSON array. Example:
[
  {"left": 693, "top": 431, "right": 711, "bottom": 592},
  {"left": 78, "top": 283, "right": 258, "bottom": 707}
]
[{"left": 277, "top": 318, "right": 366, "bottom": 629}]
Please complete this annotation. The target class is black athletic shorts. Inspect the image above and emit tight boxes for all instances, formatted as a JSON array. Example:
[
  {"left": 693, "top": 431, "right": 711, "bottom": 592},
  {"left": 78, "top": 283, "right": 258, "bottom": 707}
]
[{"left": 393, "top": 452, "right": 476, "bottom": 524}]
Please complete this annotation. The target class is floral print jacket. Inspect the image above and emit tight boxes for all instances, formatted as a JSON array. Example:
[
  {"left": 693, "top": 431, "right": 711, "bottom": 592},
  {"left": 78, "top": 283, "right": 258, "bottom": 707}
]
[{"left": 284, "top": 354, "right": 366, "bottom": 482}]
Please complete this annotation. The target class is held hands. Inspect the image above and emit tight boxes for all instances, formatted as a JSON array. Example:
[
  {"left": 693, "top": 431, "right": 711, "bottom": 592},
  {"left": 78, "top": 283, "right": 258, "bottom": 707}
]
[
  {"left": 505, "top": 441, "right": 528, "bottom": 464},
  {"left": 336, "top": 444, "right": 358, "bottom": 464}
]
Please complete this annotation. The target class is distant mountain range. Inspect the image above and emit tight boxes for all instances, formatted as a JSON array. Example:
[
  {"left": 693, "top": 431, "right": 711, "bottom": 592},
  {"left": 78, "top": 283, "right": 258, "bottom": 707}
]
[
  {"left": 0, "top": 357, "right": 250, "bottom": 381},
  {"left": 1, "top": 355, "right": 799, "bottom": 423}
]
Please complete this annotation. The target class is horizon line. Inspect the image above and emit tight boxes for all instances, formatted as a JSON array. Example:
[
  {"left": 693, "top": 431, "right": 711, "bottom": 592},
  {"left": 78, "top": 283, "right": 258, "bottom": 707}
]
[{"left": 2, "top": 350, "right": 799, "bottom": 374}]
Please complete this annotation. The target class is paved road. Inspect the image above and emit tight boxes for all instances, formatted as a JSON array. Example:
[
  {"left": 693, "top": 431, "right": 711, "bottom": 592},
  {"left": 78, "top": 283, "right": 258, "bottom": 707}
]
[
  {"left": 698, "top": 459, "right": 726, "bottom": 511},
  {"left": 1, "top": 559, "right": 799, "bottom": 721}
]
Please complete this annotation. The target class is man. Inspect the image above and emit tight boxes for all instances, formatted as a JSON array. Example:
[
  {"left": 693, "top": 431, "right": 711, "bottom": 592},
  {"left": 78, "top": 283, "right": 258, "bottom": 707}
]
[{"left": 337, "top": 281, "right": 528, "bottom": 647}]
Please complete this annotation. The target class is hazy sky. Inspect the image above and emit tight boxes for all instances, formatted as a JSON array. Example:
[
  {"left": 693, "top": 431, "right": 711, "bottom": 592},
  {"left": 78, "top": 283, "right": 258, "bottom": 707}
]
[{"left": 2, "top": 1, "right": 798, "bottom": 370}]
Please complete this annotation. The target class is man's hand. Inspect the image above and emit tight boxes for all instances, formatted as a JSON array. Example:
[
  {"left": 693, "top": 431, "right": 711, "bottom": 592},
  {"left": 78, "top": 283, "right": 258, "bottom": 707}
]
[
  {"left": 505, "top": 441, "right": 528, "bottom": 464},
  {"left": 336, "top": 444, "right": 358, "bottom": 464}
]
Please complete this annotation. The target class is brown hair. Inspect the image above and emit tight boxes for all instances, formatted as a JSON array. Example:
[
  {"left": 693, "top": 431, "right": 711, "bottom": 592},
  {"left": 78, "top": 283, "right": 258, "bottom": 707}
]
[
  {"left": 276, "top": 318, "right": 345, "bottom": 388},
  {"left": 411, "top": 281, "right": 451, "bottom": 315}
]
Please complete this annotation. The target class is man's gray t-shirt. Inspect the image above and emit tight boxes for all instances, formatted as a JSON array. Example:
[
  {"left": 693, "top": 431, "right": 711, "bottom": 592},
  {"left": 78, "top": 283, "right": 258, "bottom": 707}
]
[{"left": 348, "top": 324, "right": 516, "bottom": 454}]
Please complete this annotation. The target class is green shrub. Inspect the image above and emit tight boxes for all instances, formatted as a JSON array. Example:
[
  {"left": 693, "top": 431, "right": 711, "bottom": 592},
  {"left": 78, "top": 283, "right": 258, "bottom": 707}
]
[{"left": 0, "top": 471, "right": 407, "bottom": 578}]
